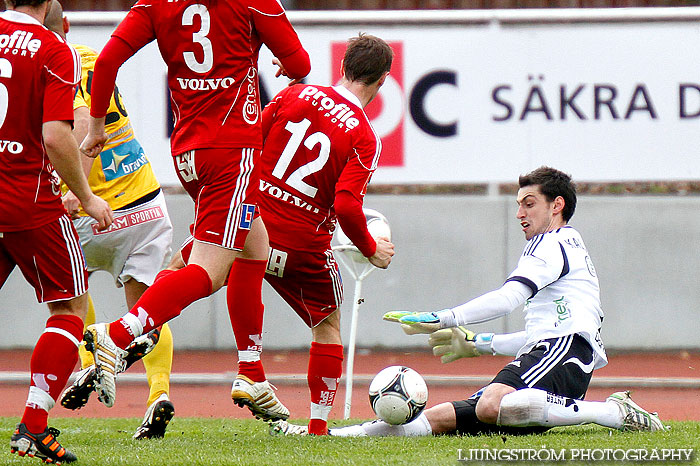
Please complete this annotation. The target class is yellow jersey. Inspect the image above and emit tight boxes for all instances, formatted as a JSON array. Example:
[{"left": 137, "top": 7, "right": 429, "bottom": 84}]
[{"left": 67, "top": 44, "right": 160, "bottom": 214}]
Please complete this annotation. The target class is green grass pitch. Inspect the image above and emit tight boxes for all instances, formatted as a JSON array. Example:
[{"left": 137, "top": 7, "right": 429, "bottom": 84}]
[{"left": 1, "top": 417, "right": 698, "bottom": 465}]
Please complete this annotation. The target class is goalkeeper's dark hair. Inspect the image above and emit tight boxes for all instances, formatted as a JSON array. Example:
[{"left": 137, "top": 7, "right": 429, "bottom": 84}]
[
  {"left": 5, "top": 0, "right": 49, "bottom": 8},
  {"left": 519, "top": 166, "right": 577, "bottom": 222},
  {"left": 343, "top": 33, "right": 393, "bottom": 86}
]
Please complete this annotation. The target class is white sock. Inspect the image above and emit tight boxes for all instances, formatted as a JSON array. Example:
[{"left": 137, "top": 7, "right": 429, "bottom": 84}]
[
  {"left": 310, "top": 402, "right": 332, "bottom": 421},
  {"left": 331, "top": 413, "right": 432, "bottom": 437},
  {"left": 498, "top": 388, "right": 623, "bottom": 429}
]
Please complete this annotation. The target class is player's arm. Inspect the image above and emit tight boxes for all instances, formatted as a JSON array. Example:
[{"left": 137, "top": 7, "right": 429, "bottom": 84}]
[
  {"left": 63, "top": 105, "right": 97, "bottom": 216},
  {"left": 251, "top": 1, "right": 310, "bottom": 80},
  {"left": 385, "top": 280, "right": 532, "bottom": 334},
  {"left": 83, "top": 7, "right": 152, "bottom": 156},
  {"left": 335, "top": 163, "right": 394, "bottom": 269},
  {"left": 43, "top": 120, "right": 112, "bottom": 230}
]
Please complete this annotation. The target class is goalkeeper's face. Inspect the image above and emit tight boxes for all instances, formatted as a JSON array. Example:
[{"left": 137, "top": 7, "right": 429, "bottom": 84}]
[{"left": 516, "top": 185, "right": 565, "bottom": 240}]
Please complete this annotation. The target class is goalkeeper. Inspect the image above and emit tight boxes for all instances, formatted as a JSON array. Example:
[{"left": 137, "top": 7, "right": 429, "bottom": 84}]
[{"left": 331, "top": 166, "right": 665, "bottom": 437}]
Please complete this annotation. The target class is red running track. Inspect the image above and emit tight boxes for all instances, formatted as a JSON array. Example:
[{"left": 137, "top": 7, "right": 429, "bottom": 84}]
[{"left": 1, "top": 349, "right": 699, "bottom": 421}]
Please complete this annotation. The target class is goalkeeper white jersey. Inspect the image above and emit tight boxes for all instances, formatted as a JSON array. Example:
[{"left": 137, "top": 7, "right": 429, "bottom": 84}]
[{"left": 505, "top": 226, "right": 607, "bottom": 369}]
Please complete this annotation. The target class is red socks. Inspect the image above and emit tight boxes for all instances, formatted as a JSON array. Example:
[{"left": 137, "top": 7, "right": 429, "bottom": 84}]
[
  {"left": 227, "top": 258, "right": 267, "bottom": 382},
  {"left": 109, "top": 264, "right": 212, "bottom": 349},
  {"left": 308, "top": 342, "right": 344, "bottom": 435},
  {"left": 22, "top": 314, "right": 83, "bottom": 433}
]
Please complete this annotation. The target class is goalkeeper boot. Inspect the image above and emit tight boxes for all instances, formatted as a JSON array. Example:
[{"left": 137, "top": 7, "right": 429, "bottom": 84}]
[
  {"left": 269, "top": 420, "right": 309, "bottom": 436},
  {"left": 133, "top": 393, "right": 175, "bottom": 440},
  {"left": 231, "top": 375, "right": 290, "bottom": 421},
  {"left": 83, "top": 323, "right": 127, "bottom": 408},
  {"left": 123, "top": 329, "right": 161, "bottom": 371},
  {"left": 606, "top": 391, "right": 667, "bottom": 431},
  {"left": 10, "top": 423, "right": 77, "bottom": 464},
  {"left": 59, "top": 365, "right": 97, "bottom": 410}
]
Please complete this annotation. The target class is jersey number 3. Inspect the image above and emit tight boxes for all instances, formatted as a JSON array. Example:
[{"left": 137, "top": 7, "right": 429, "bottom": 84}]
[
  {"left": 182, "top": 4, "right": 213, "bottom": 74},
  {"left": 272, "top": 118, "right": 331, "bottom": 198}
]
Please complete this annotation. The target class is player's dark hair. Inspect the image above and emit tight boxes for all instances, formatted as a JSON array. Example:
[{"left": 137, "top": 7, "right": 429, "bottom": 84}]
[
  {"left": 5, "top": 0, "right": 49, "bottom": 8},
  {"left": 519, "top": 166, "right": 577, "bottom": 222},
  {"left": 343, "top": 33, "right": 393, "bottom": 86}
]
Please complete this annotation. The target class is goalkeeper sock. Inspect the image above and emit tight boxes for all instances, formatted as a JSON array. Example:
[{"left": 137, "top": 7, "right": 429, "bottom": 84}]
[
  {"left": 497, "top": 388, "right": 622, "bottom": 429},
  {"left": 227, "top": 258, "right": 266, "bottom": 382},
  {"left": 307, "top": 342, "right": 343, "bottom": 435},
  {"left": 354, "top": 413, "right": 432, "bottom": 437}
]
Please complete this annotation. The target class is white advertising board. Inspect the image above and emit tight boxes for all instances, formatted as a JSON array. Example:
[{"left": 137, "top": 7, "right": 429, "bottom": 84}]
[{"left": 67, "top": 9, "right": 700, "bottom": 185}]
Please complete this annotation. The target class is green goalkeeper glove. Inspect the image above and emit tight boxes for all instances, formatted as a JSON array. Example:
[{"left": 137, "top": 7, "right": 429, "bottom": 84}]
[
  {"left": 382, "top": 310, "right": 441, "bottom": 335},
  {"left": 429, "top": 328, "right": 495, "bottom": 363}
]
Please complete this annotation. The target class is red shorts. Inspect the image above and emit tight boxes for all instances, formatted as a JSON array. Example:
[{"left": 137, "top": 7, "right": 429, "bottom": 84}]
[
  {"left": 0, "top": 215, "right": 88, "bottom": 303},
  {"left": 173, "top": 147, "right": 261, "bottom": 251},
  {"left": 264, "top": 244, "right": 343, "bottom": 328}
]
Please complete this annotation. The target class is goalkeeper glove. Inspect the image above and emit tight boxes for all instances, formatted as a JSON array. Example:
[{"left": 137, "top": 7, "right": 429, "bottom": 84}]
[
  {"left": 429, "top": 328, "right": 495, "bottom": 363},
  {"left": 382, "top": 310, "right": 442, "bottom": 335}
]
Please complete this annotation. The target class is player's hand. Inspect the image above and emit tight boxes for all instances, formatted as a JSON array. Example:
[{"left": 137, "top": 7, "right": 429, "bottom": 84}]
[
  {"left": 369, "top": 237, "right": 394, "bottom": 269},
  {"left": 272, "top": 57, "right": 303, "bottom": 86},
  {"left": 398, "top": 312, "right": 441, "bottom": 334},
  {"left": 383, "top": 310, "right": 441, "bottom": 334},
  {"left": 61, "top": 191, "right": 81, "bottom": 218},
  {"left": 429, "top": 327, "right": 481, "bottom": 363},
  {"left": 81, "top": 194, "right": 113, "bottom": 231},
  {"left": 382, "top": 310, "right": 415, "bottom": 323},
  {"left": 80, "top": 117, "right": 108, "bottom": 158}
]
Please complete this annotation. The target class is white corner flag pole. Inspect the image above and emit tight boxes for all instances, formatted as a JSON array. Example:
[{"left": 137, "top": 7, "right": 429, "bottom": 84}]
[{"left": 332, "top": 244, "right": 376, "bottom": 420}]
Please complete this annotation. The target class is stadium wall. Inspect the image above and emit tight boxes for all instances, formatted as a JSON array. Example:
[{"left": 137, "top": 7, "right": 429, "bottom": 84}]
[
  {"left": 1, "top": 192, "right": 698, "bottom": 351},
  {"left": 1, "top": 10, "right": 697, "bottom": 351}
]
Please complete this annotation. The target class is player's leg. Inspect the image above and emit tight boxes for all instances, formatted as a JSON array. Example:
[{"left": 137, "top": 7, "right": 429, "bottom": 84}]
[
  {"left": 229, "top": 217, "right": 290, "bottom": 421},
  {"left": 307, "top": 311, "right": 343, "bottom": 435},
  {"left": 59, "top": 294, "right": 98, "bottom": 410},
  {"left": 123, "top": 274, "right": 176, "bottom": 439},
  {"left": 8, "top": 218, "right": 86, "bottom": 463},
  {"left": 266, "top": 248, "right": 343, "bottom": 433},
  {"left": 487, "top": 334, "right": 665, "bottom": 431},
  {"left": 135, "top": 322, "right": 175, "bottom": 439}
]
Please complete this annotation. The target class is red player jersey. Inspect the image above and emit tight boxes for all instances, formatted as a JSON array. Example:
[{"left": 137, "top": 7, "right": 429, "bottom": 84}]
[
  {"left": 108, "top": 0, "right": 306, "bottom": 156},
  {"left": 0, "top": 11, "right": 80, "bottom": 231},
  {"left": 259, "top": 84, "right": 382, "bottom": 252}
]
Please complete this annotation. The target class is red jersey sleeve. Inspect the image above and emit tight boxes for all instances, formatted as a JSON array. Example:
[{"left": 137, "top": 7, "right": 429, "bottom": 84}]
[
  {"left": 334, "top": 135, "right": 380, "bottom": 257},
  {"left": 251, "top": 0, "right": 310, "bottom": 79},
  {"left": 335, "top": 190, "right": 376, "bottom": 257},
  {"left": 42, "top": 41, "right": 80, "bottom": 123},
  {"left": 91, "top": 3, "right": 154, "bottom": 118}
]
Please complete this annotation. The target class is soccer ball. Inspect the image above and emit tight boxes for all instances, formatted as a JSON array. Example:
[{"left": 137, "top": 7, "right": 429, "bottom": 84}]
[
  {"left": 335, "top": 208, "right": 391, "bottom": 263},
  {"left": 369, "top": 366, "right": 428, "bottom": 425}
]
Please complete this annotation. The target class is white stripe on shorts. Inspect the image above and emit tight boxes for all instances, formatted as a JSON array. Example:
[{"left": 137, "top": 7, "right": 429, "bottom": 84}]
[
  {"left": 521, "top": 334, "right": 573, "bottom": 387},
  {"left": 325, "top": 250, "right": 343, "bottom": 307},
  {"left": 59, "top": 215, "right": 87, "bottom": 296},
  {"left": 223, "top": 148, "right": 255, "bottom": 249}
]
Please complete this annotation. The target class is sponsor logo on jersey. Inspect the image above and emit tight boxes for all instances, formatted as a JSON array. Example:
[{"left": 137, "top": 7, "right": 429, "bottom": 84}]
[
  {"left": 100, "top": 139, "right": 150, "bottom": 181},
  {"left": 91, "top": 206, "right": 164, "bottom": 235},
  {"left": 0, "top": 140, "right": 23, "bottom": 154},
  {"left": 0, "top": 30, "right": 42, "bottom": 57},
  {"left": 332, "top": 41, "right": 405, "bottom": 166},
  {"left": 259, "top": 179, "right": 320, "bottom": 214},
  {"left": 297, "top": 85, "right": 360, "bottom": 133},
  {"left": 176, "top": 76, "right": 236, "bottom": 91},
  {"left": 242, "top": 67, "right": 259, "bottom": 125}
]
